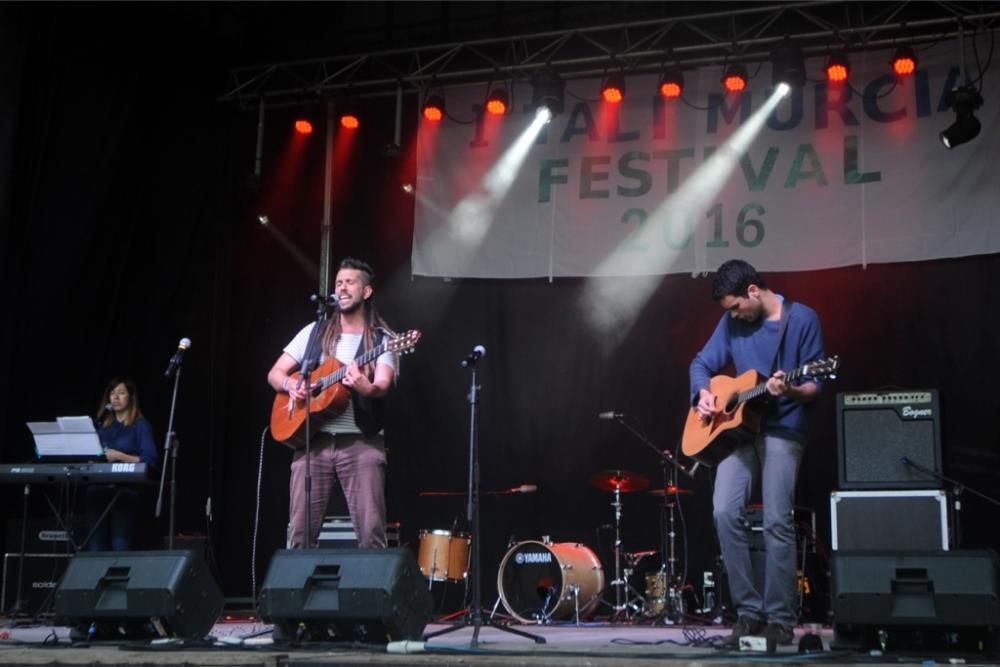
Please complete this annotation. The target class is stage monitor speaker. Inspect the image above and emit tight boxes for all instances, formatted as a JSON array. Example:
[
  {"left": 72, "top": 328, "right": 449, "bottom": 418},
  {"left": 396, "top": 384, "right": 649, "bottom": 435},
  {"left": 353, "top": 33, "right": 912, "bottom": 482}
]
[
  {"left": 832, "top": 550, "right": 1000, "bottom": 653},
  {"left": 258, "top": 548, "right": 432, "bottom": 643},
  {"left": 52, "top": 550, "right": 222, "bottom": 639},
  {"left": 836, "top": 390, "right": 942, "bottom": 489}
]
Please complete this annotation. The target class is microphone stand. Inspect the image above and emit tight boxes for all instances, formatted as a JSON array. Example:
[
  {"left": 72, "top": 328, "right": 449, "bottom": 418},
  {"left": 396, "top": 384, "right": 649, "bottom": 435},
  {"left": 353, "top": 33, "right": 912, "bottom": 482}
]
[
  {"left": 423, "top": 354, "right": 544, "bottom": 647},
  {"left": 901, "top": 456, "right": 1000, "bottom": 549},
  {"left": 607, "top": 414, "right": 699, "bottom": 481},
  {"left": 297, "top": 297, "right": 333, "bottom": 549},
  {"left": 156, "top": 362, "right": 184, "bottom": 548}
]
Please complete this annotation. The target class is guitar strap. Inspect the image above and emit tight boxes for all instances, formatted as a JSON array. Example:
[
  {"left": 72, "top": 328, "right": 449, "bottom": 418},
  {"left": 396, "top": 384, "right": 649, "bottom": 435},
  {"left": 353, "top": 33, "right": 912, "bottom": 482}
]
[{"left": 771, "top": 297, "right": 795, "bottom": 374}]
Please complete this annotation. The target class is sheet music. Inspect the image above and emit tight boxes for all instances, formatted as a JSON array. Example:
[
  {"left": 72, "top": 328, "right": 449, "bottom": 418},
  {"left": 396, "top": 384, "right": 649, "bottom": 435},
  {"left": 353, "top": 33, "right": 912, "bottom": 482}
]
[{"left": 27, "top": 416, "right": 104, "bottom": 459}]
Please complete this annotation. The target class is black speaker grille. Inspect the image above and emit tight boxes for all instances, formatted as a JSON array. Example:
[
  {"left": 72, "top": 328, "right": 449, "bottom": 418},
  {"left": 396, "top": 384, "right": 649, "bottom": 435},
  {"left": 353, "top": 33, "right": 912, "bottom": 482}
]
[{"left": 836, "top": 391, "right": 942, "bottom": 489}]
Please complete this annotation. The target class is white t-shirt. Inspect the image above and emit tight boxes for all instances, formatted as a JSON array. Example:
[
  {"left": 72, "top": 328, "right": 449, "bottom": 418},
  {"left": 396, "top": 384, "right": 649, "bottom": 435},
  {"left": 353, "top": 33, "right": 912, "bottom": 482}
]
[{"left": 284, "top": 322, "right": 396, "bottom": 435}]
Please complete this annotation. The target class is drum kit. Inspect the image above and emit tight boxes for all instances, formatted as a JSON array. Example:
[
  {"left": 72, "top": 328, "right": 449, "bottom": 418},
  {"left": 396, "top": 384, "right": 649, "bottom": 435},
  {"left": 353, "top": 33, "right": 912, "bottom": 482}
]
[{"left": 416, "top": 466, "right": 694, "bottom": 625}]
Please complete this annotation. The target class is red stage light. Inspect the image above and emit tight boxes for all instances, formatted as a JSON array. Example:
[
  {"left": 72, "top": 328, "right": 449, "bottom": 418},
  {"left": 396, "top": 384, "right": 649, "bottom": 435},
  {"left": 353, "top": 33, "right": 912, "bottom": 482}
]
[
  {"left": 422, "top": 94, "right": 445, "bottom": 122},
  {"left": 601, "top": 75, "right": 626, "bottom": 104},
  {"left": 660, "top": 81, "right": 682, "bottom": 99},
  {"left": 826, "top": 63, "right": 848, "bottom": 82},
  {"left": 340, "top": 114, "right": 359, "bottom": 129},
  {"left": 891, "top": 46, "right": 917, "bottom": 76},
  {"left": 486, "top": 98, "right": 506, "bottom": 115},
  {"left": 294, "top": 120, "right": 313, "bottom": 135},
  {"left": 722, "top": 64, "right": 748, "bottom": 93}
]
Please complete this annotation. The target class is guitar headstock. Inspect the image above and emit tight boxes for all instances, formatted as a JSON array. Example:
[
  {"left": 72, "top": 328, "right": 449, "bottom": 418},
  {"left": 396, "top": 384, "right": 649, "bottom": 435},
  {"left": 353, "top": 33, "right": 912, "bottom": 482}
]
[
  {"left": 803, "top": 355, "right": 840, "bottom": 380},
  {"left": 387, "top": 329, "right": 422, "bottom": 355}
]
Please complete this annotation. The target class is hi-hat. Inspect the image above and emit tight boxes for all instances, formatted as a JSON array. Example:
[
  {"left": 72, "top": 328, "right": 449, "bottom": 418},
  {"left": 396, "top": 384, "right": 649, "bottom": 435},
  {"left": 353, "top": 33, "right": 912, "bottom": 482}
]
[
  {"left": 590, "top": 469, "right": 650, "bottom": 493},
  {"left": 649, "top": 485, "right": 694, "bottom": 497}
]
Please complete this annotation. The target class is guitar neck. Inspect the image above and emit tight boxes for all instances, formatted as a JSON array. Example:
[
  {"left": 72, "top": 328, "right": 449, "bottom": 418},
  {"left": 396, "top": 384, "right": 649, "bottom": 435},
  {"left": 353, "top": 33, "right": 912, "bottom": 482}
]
[
  {"left": 737, "top": 366, "right": 805, "bottom": 404},
  {"left": 320, "top": 343, "right": 388, "bottom": 389}
]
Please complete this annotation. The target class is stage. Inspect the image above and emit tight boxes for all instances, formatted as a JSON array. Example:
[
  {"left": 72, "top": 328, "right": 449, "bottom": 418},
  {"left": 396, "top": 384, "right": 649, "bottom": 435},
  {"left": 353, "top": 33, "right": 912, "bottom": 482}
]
[{"left": 0, "top": 617, "right": 996, "bottom": 666}]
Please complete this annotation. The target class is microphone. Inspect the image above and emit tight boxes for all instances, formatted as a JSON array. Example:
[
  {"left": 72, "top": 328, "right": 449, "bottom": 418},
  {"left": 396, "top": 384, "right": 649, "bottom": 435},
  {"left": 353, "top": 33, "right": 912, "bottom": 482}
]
[
  {"left": 688, "top": 461, "right": 701, "bottom": 478},
  {"left": 511, "top": 484, "right": 537, "bottom": 494},
  {"left": 461, "top": 344, "right": 486, "bottom": 367},
  {"left": 310, "top": 293, "right": 337, "bottom": 306},
  {"left": 164, "top": 337, "right": 192, "bottom": 378},
  {"left": 103, "top": 403, "right": 113, "bottom": 412},
  {"left": 598, "top": 411, "right": 624, "bottom": 420}
]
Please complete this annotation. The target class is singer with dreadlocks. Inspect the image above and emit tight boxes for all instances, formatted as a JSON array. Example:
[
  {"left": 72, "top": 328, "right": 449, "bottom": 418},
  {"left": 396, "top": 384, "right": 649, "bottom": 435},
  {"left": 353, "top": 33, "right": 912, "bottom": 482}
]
[{"left": 267, "top": 257, "right": 398, "bottom": 549}]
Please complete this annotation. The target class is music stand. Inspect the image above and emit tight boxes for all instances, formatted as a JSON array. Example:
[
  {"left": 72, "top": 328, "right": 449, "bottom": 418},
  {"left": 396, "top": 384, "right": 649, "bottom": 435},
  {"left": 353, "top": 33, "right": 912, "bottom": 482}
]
[{"left": 423, "top": 353, "right": 544, "bottom": 647}]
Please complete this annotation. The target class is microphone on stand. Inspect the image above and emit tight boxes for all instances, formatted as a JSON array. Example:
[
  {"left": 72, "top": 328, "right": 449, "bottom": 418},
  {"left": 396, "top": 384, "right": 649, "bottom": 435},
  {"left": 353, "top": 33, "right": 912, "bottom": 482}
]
[
  {"left": 461, "top": 344, "right": 486, "bottom": 367},
  {"left": 164, "top": 338, "right": 192, "bottom": 378},
  {"left": 598, "top": 411, "right": 624, "bottom": 420}
]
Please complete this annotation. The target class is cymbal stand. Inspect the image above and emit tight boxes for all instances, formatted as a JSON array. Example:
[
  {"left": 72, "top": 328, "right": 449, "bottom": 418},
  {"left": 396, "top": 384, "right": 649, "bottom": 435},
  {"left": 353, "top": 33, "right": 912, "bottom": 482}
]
[
  {"left": 657, "top": 459, "right": 683, "bottom": 624},
  {"left": 608, "top": 487, "right": 645, "bottom": 621}
]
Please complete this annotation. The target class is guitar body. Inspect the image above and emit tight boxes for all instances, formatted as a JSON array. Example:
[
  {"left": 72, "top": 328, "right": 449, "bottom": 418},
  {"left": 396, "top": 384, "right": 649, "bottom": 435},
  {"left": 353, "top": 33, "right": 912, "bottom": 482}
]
[
  {"left": 270, "top": 356, "right": 352, "bottom": 449},
  {"left": 682, "top": 369, "right": 766, "bottom": 466}
]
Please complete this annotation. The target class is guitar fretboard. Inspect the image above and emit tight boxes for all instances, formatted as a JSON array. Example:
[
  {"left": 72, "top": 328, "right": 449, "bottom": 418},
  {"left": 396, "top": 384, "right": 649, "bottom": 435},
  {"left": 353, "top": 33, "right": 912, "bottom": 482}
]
[
  {"left": 319, "top": 343, "right": 390, "bottom": 390},
  {"left": 736, "top": 366, "right": 807, "bottom": 404}
]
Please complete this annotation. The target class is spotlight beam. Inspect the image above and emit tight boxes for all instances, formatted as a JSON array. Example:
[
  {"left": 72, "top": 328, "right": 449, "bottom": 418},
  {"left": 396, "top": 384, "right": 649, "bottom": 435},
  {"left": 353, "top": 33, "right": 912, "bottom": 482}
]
[{"left": 580, "top": 84, "right": 790, "bottom": 343}]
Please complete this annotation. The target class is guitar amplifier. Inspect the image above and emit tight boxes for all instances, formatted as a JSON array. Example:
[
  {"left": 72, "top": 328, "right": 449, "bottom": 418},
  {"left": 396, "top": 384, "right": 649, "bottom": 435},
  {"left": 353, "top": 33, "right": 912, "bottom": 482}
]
[
  {"left": 2, "top": 552, "right": 71, "bottom": 617},
  {"left": 836, "top": 390, "right": 942, "bottom": 489}
]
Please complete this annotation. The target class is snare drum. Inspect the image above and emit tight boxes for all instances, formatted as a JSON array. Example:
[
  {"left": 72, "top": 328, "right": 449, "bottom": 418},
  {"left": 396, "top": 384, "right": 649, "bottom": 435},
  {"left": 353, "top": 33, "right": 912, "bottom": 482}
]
[
  {"left": 417, "top": 529, "right": 471, "bottom": 582},
  {"left": 496, "top": 541, "right": 604, "bottom": 623}
]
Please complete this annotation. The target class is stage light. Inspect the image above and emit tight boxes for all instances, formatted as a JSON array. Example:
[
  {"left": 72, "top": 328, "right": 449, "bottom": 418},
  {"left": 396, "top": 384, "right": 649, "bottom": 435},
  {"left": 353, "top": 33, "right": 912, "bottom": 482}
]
[
  {"left": 825, "top": 52, "right": 850, "bottom": 83},
  {"left": 340, "top": 114, "right": 359, "bottom": 129},
  {"left": 294, "top": 120, "right": 313, "bottom": 135},
  {"left": 531, "top": 68, "right": 565, "bottom": 116},
  {"left": 722, "top": 64, "right": 748, "bottom": 93},
  {"left": 771, "top": 41, "right": 806, "bottom": 88},
  {"left": 601, "top": 74, "right": 626, "bottom": 103},
  {"left": 658, "top": 66, "right": 684, "bottom": 99},
  {"left": 401, "top": 183, "right": 414, "bottom": 194},
  {"left": 939, "top": 85, "right": 984, "bottom": 149},
  {"left": 485, "top": 88, "right": 508, "bottom": 116},
  {"left": 891, "top": 45, "right": 917, "bottom": 76},
  {"left": 257, "top": 214, "right": 269, "bottom": 225},
  {"left": 422, "top": 94, "right": 445, "bottom": 122}
]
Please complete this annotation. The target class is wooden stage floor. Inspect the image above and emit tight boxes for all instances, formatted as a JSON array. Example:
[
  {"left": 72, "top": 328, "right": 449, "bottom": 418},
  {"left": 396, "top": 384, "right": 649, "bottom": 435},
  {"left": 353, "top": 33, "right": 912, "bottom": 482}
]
[{"left": 0, "top": 616, "right": 996, "bottom": 666}]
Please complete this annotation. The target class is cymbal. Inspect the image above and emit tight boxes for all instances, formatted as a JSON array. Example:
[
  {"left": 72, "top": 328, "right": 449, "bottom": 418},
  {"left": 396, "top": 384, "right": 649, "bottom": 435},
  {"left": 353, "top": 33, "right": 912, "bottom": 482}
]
[
  {"left": 648, "top": 485, "right": 694, "bottom": 497},
  {"left": 590, "top": 469, "right": 650, "bottom": 493}
]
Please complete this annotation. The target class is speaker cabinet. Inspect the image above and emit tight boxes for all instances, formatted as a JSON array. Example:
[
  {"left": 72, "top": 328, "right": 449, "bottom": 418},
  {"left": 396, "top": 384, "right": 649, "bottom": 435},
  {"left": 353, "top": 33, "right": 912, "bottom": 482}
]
[
  {"left": 53, "top": 550, "right": 222, "bottom": 639},
  {"left": 832, "top": 550, "right": 1000, "bottom": 653},
  {"left": 836, "top": 391, "right": 942, "bottom": 489},
  {"left": 258, "top": 548, "right": 432, "bottom": 643},
  {"left": 831, "top": 490, "right": 949, "bottom": 550}
]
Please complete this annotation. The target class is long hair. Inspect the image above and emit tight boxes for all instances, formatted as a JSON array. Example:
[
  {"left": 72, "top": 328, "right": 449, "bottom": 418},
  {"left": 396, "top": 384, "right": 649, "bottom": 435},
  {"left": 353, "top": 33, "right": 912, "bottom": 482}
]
[
  {"left": 321, "top": 258, "right": 397, "bottom": 376},
  {"left": 97, "top": 377, "right": 143, "bottom": 428}
]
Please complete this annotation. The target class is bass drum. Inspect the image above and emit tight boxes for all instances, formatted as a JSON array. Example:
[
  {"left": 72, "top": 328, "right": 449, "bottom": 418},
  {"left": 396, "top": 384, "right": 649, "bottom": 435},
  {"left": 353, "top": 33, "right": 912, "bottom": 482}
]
[{"left": 497, "top": 541, "right": 604, "bottom": 623}]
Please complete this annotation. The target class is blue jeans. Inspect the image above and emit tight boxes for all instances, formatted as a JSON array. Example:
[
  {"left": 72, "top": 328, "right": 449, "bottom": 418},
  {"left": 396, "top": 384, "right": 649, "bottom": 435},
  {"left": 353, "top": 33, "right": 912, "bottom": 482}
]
[{"left": 712, "top": 434, "right": 803, "bottom": 627}]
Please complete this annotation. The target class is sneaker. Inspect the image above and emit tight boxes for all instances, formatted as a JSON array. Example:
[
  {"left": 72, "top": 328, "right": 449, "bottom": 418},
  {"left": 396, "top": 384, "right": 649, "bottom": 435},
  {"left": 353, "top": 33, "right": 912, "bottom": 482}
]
[
  {"left": 715, "top": 615, "right": 765, "bottom": 650},
  {"left": 764, "top": 622, "right": 795, "bottom": 647}
]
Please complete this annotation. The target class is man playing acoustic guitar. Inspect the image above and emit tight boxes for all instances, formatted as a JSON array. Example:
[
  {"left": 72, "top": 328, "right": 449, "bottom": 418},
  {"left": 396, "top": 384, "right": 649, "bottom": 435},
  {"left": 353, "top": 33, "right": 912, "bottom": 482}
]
[
  {"left": 689, "top": 259, "right": 825, "bottom": 649},
  {"left": 268, "top": 257, "right": 398, "bottom": 549}
]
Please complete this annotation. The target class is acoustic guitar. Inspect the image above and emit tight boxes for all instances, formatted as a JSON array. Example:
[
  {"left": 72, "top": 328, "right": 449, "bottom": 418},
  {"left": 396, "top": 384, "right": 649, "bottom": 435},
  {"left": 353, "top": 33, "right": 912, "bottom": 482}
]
[
  {"left": 681, "top": 356, "right": 840, "bottom": 466},
  {"left": 270, "top": 329, "right": 421, "bottom": 449}
]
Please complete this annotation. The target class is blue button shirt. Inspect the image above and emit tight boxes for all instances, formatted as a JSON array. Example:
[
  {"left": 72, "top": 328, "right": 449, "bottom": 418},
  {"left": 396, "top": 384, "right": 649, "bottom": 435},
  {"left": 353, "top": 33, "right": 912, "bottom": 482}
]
[{"left": 97, "top": 417, "right": 159, "bottom": 468}]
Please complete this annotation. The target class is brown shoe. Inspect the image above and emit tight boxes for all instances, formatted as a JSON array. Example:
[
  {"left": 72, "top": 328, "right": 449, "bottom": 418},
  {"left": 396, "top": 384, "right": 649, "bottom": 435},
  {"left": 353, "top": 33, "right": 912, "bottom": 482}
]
[{"left": 715, "top": 616, "right": 765, "bottom": 650}]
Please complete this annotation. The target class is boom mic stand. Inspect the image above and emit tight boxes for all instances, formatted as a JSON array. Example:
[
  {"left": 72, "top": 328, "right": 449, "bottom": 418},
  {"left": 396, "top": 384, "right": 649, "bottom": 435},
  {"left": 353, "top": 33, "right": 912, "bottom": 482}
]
[
  {"left": 423, "top": 349, "right": 544, "bottom": 647},
  {"left": 901, "top": 456, "right": 1000, "bottom": 548},
  {"left": 157, "top": 348, "right": 187, "bottom": 548}
]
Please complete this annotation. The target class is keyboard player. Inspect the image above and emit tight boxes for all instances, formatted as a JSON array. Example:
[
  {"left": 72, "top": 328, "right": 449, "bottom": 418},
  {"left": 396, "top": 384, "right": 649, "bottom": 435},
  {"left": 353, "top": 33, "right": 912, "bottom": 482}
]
[{"left": 87, "top": 377, "right": 159, "bottom": 551}]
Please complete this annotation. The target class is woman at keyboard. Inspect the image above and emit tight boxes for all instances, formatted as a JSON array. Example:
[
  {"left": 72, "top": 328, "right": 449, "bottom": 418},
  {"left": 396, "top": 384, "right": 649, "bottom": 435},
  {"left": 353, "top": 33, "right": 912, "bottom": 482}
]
[{"left": 86, "top": 377, "right": 159, "bottom": 551}]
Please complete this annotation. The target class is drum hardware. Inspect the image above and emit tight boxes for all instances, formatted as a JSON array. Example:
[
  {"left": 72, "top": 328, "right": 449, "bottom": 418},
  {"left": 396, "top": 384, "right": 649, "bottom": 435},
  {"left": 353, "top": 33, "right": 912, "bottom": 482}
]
[
  {"left": 590, "top": 469, "right": 649, "bottom": 621},
  {"left": 496, "top": 541, "right": 604, "bottom": 624},
  {"left": 645, "top": 454, "right": 693, "bottom": 624},
  {"left": 422, "top": 355, "right": 544, "bottom": 646}
]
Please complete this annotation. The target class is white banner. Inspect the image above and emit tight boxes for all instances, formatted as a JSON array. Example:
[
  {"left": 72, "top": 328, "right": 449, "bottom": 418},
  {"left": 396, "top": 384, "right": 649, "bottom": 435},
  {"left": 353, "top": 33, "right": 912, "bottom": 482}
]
[{"left": 412, "top": 40, "right": 1000, "bottom": 278}]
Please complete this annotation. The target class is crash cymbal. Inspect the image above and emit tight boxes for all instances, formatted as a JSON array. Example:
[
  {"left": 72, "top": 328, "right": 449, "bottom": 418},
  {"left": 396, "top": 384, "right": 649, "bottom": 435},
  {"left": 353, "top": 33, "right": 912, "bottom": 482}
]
[
  {"left": 648, "top": 485, "right": 694, "bottom": 497},
  {"left": 590, "top": 469, "right": 650, "bottom": 493}
]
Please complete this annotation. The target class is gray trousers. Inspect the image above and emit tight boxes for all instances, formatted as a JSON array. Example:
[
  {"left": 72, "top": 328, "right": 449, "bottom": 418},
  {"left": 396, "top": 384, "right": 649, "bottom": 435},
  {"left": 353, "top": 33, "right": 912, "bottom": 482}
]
[
  {"left": 288, "top": 432, "right": 387, "bottom": 549},
  {"left": 712, "top": 434, "right": 803, "bottom": 627}
]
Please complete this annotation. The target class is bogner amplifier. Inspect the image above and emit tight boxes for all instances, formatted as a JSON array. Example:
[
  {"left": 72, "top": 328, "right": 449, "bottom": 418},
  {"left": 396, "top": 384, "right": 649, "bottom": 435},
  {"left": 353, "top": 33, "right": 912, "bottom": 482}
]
[{"left": 836, "top": 390, "right": 942, "bottom": 489}]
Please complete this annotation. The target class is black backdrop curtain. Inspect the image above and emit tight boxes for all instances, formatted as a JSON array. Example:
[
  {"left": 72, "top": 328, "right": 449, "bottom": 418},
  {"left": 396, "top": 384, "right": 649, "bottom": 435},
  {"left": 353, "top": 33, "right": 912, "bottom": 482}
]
[{"left": 2, "top": 6, "right": 998, "bottom": 603}]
